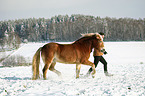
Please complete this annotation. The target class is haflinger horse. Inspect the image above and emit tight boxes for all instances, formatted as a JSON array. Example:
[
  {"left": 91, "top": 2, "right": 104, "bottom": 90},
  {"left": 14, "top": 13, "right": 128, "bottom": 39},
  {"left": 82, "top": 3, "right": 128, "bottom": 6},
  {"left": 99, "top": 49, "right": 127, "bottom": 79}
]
[{"left": 32, "top": 33, "right": 104, "bottom": 80}]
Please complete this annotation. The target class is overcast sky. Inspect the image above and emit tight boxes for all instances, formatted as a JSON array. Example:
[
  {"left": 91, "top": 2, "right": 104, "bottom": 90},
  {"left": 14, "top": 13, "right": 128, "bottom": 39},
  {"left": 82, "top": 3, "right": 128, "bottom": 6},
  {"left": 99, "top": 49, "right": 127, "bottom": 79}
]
[{"left": 0, "top": 0, "right": 145, "bottom": 21}]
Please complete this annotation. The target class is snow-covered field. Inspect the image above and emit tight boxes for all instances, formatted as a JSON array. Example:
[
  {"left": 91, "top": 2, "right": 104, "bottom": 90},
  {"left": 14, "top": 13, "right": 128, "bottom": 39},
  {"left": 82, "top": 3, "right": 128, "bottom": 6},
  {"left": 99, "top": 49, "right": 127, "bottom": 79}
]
[{"left": 0, "top": 42, "right": 145, "bottom": 96}]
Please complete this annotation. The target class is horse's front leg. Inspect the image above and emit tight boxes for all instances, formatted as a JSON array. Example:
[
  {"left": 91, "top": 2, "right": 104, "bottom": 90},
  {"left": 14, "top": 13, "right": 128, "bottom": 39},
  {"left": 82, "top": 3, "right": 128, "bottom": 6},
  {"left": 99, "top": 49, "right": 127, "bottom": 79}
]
[
  {"left": 91, "top": 63, "right": 96, "bottom": 78},
  {"left": 76, "top": 64, "right": 81, "bottom": 79},
  {"left": 82, "top": 61, "right": 96, "bottom": 78}
]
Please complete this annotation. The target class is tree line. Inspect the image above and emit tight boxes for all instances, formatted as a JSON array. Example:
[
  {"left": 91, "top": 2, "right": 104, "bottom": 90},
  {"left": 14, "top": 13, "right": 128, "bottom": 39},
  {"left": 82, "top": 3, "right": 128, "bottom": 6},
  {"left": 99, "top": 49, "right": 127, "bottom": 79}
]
[{"left": 0, "top": 14, "right": 145, "bottom": 50}]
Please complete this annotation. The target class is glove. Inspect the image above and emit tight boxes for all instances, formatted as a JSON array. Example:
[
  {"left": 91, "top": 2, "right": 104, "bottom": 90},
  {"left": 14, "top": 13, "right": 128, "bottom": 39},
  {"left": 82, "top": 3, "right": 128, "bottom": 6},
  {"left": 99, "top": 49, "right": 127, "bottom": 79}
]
[
  {"left": 104, "top": 51, "right": 108, "bottom": 55},
  {"left": 101, "top": 49, "right": 108, "bottom": 55}
]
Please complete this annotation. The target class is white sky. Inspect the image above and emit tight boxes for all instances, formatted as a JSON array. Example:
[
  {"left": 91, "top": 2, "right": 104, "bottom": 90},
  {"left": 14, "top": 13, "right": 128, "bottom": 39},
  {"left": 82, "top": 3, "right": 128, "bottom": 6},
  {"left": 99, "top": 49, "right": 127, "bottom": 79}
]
[{"left": 0, "top": 0, "right": 145, "bottom": 21}]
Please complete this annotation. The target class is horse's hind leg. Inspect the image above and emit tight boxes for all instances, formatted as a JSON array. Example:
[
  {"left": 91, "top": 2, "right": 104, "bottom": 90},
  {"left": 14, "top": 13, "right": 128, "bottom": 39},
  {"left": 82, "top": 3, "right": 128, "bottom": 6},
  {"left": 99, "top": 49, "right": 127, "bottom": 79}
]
[
  {"left": 43, "top": 63, "right": 51, "bottom": 80},
  {"left": 49, "top": 59, "right": 61, "bottom": 76},
  {"left": 42, "top": 56, "right": 53, "bottom": 80}
]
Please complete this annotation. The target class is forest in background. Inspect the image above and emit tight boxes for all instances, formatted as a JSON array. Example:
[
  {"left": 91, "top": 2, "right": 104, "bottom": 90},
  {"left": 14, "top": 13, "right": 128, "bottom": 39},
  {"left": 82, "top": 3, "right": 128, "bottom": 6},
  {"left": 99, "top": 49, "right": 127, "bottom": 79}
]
[{"left": 0, "top": 14, "right": 145, "bottom": 51}]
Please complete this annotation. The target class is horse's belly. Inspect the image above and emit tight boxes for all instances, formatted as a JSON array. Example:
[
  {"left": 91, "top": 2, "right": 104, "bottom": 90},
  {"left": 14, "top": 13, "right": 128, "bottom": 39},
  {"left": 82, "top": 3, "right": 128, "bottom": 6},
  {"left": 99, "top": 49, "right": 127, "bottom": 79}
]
[
  {"left": 56, "top": 60, "right": 76, "bottom": 64},
  {"left": 55, "top": 54, "right": 77, "bottom": 64}
]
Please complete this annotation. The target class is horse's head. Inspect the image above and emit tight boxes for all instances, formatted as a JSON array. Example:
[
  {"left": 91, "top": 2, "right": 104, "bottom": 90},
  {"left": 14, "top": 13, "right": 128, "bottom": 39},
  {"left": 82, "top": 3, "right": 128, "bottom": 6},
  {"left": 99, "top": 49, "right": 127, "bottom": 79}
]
[
  {"left": 80, "top": 33, "right": 104, "bottom": 51},
  {"left": 92, "top": 33, "right": 104, "bottom": 51},
  {"left": 78, "top": 33, "right": 104, "bottom": 52}
]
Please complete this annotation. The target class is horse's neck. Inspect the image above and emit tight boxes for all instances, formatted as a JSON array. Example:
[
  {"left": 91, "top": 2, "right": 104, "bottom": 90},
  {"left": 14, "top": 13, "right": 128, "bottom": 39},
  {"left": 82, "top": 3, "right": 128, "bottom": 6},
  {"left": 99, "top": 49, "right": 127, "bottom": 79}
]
[
  {"left": 79, "top": 40, "right": 93, "bottom": 52},
  {"left": 74, "top": 37, "right": 94, "bottom": 51}
]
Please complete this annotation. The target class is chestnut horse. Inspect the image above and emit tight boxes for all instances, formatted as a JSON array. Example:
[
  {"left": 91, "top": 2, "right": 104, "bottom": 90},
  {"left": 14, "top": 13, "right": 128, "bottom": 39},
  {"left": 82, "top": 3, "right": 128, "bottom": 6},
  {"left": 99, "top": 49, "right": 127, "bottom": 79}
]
[{"left": 32, "top": 33, "right": 104, "bottom": 80}]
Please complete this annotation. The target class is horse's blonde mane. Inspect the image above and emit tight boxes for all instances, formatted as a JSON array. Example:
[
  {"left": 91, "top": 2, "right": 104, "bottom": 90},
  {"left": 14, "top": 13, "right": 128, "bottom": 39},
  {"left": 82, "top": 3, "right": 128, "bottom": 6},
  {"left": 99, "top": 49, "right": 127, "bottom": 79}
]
[
  {"left": 81, "top": 32, "right": 103, "bottom": 41},
  {"left": 81, "top": 33, "right": 99, "bottom": 37}
]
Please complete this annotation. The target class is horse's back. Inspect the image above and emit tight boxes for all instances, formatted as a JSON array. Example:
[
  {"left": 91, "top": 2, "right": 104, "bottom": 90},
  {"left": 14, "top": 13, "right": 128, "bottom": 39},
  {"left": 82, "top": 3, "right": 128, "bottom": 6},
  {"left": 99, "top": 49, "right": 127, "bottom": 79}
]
[{"left": 41, "top": 42, "right": 77, "bottom": 63}]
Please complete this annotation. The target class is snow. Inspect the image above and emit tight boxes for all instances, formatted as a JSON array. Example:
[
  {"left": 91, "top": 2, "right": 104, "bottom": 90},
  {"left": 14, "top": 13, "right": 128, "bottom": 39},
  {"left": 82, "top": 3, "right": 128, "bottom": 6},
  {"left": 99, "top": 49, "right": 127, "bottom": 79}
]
[{"left": 0, "top": 42, "right": 145, "bottom": 96}]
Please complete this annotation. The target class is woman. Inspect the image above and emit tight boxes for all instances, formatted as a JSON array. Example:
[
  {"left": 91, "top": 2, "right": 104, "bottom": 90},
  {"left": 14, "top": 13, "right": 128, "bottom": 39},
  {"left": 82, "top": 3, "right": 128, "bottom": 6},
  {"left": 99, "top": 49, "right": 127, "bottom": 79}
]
[{"left": 86, "top": 32, "right": 113, "bottom": 76}]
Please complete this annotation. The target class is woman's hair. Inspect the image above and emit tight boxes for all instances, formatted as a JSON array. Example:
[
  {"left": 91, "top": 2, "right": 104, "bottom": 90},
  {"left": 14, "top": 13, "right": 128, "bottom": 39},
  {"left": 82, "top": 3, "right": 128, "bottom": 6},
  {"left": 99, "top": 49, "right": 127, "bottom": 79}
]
[{"left": 99, "top": 32, "right": 104, "bottom": 35}]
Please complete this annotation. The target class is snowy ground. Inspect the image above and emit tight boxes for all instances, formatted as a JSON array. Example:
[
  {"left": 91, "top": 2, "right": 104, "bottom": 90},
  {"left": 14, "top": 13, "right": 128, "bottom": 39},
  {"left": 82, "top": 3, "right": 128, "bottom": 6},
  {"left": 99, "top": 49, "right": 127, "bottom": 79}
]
[{"left": 0, "top": 42, "right": 145, "bottom": 96}]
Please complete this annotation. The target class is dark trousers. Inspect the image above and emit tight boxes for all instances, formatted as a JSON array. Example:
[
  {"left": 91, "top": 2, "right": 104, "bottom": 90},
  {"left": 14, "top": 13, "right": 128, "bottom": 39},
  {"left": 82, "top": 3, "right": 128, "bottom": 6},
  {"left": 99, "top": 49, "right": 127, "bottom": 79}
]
[{"left": 89, "top": 56, "right": 108, "bottom": 72}]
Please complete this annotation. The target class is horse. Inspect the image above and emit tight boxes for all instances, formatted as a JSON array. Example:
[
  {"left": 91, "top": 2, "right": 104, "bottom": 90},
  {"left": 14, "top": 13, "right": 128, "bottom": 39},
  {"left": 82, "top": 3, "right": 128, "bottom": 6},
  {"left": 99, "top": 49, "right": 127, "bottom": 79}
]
[{"left": 32, "top": 33, "right": 104, "bottom": 80}]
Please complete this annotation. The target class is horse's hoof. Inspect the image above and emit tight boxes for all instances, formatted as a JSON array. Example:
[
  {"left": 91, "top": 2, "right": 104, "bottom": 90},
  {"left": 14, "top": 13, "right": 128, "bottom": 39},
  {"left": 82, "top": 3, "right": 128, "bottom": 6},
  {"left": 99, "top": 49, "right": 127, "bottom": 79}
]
[
  {"left": 43, "top": 78, "right": 47, "bottom": 80},
  {"left": 32, "top": 78, "right": 36, "bottom": 80},
  {"left": 76, "top": 77, "right": 79, "bottom": 79},
  {"left": 92, "top": 75, "right": 95, "bottom": 78}
]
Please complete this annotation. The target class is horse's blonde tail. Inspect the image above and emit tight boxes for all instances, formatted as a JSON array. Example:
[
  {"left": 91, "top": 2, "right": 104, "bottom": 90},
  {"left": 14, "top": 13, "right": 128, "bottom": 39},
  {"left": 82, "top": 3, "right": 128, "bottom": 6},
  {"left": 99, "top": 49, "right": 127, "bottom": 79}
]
[{"left": 32, "top": 47, "right": 42, "bottom": 80}]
